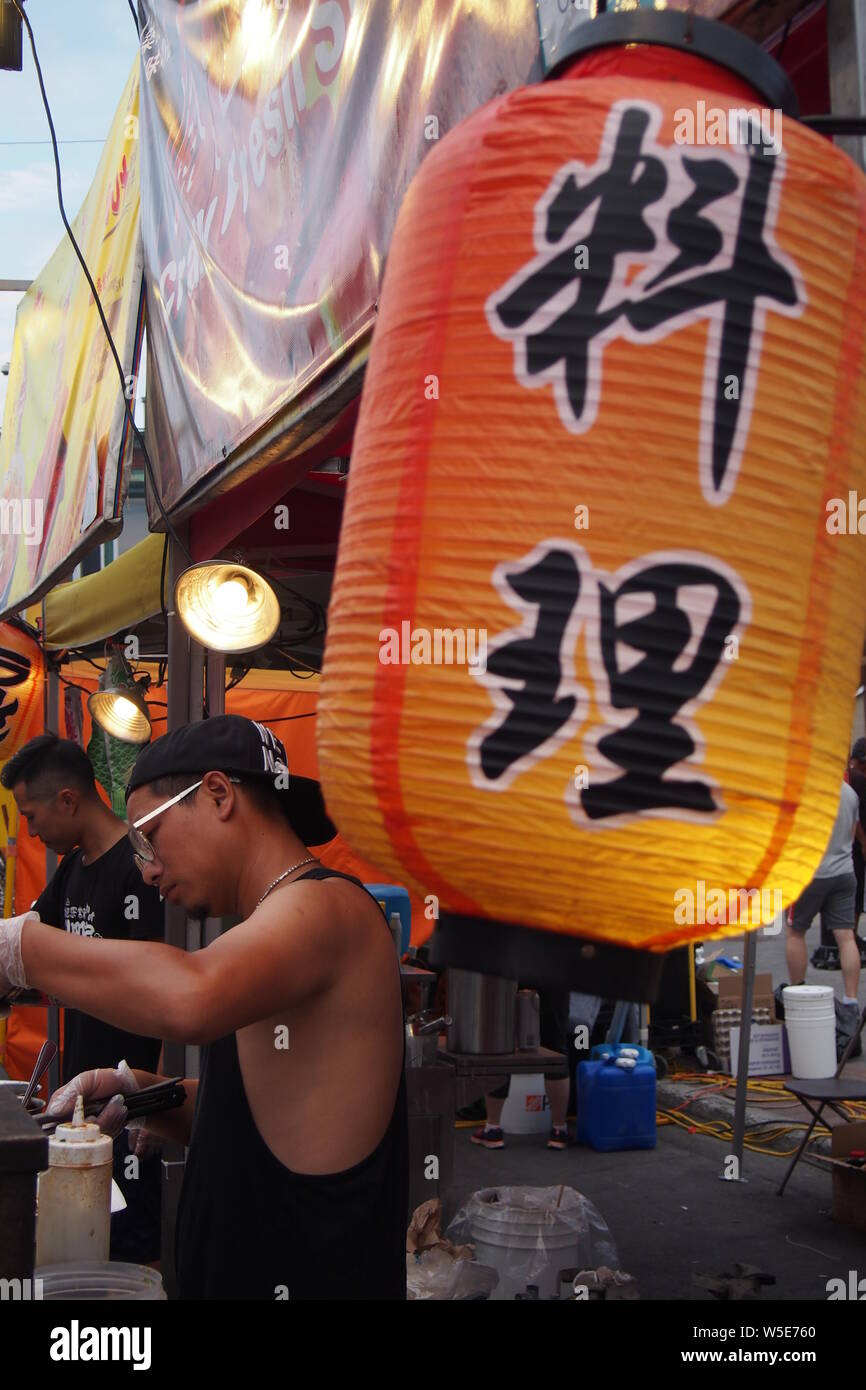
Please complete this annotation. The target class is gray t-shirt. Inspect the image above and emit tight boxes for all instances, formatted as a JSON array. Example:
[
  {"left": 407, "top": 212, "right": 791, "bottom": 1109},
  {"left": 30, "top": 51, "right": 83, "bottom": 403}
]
[{"left": 815, "top": 781, "right": 859, "bottom": 879}]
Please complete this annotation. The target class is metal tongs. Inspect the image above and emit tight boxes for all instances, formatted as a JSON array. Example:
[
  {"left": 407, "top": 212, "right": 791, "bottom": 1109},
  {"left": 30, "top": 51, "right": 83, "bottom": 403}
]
[
  {"left": 34, "top": 1077, "right": 186, "bottom": 1135},
  {"left": 19, "top": 1039, "right": 57, "bottom": 1112}
]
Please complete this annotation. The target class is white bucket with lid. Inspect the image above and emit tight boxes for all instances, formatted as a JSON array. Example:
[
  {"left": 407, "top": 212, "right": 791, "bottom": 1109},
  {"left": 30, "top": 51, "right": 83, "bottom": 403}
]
[
  {"left": 783, "top": 985, "right": 836, "bottom": 1079},
  {"left": 468, "top": 1190, "right": 583, "bottom": 1300}
]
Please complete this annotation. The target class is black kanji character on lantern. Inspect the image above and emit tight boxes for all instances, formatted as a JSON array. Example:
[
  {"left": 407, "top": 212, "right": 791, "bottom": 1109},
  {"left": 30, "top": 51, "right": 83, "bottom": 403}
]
[
  {"left": 492, "top": 105, "right": 666, "bottom": 427},
  {"left": 487, "top": 101, "right": 803, "bottom": 503},
  {"left": 0, "top": 644, "right": 31, "bottom": 748},
  {"left": 478, "top": 547, "right": 581, "bottom": 783},
  {"left": 581, "top": 561, "right": 741, "bottom": 820}
]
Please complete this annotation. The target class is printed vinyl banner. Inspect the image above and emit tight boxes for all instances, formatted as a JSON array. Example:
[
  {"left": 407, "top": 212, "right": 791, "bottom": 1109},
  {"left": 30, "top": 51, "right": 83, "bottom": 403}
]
[
  {"left": 137, "top": 0, "right": 542, "bottom": 516},
  {"left": 0, "top": 63, "right": 144, "bottom": 622}
]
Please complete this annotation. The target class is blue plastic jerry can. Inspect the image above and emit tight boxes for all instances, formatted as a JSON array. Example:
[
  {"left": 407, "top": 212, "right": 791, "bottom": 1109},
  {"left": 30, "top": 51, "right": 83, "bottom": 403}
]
[
  {"left": 577, "top": 1052, "right": 657, "bottom": 1152},
  {"left": 590, "top": 1042, "right": 655, "bottom": 1066}
]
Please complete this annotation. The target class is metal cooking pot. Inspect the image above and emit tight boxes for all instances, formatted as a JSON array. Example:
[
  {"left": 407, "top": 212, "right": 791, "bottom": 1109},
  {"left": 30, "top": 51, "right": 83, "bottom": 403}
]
[
  {"left": 405, "top": 1012, "right": 451, "bottom": 1068},
  {"left": 446, "top": 970, "right": 517, "bottom": 1054}
]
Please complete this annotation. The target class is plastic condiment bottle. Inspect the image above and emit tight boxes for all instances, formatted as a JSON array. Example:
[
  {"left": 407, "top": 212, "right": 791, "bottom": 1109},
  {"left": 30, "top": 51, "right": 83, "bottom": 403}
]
[
  {"left": 389, "top": 912, "right": 403, "bottom": 957},
  {"left": 35, "top": 1095, "right": 113, "bottom": 1266}
]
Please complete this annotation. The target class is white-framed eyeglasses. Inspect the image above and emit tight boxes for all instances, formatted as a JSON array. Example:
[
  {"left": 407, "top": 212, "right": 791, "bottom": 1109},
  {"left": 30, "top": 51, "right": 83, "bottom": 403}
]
[{"left": 128, "top": 776, "right": 239, "bottom": 868}]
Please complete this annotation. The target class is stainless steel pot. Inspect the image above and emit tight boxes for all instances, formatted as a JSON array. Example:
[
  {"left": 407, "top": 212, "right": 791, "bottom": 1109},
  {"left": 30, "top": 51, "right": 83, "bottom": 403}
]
[
  {"left": 446, "top": 970, "right": 517, "bottom": 1054},
  {"left": 405, "top": 1012, "right": 451, "bottom": 1068}
]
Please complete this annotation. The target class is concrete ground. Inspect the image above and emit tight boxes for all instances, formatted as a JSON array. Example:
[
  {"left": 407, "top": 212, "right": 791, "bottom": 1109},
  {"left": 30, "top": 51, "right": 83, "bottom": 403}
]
[
  {"left": 450, "top": 1111, "right": 865, "bottom": 1301},
  {"left": 447, "top": 922, "right": 866, "bottom": 1301}
]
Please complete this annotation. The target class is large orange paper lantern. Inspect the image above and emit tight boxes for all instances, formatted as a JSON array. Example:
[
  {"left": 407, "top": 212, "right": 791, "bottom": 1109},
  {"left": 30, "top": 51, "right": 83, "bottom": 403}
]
[
  {"left": 318, "top": 12, "right": 866, "bottom": 994},
  {"left": 0, "top": 621, "right": 44, "bottom": 764}
]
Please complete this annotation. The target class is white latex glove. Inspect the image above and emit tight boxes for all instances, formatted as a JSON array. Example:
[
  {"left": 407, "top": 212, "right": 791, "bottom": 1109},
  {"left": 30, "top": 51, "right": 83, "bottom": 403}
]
[
  {"left": 45, "top": 1059, "right": 140, "bottom": 1139},
  {"left": 0, "top": 911, "right": 40, "bottom": 994}
]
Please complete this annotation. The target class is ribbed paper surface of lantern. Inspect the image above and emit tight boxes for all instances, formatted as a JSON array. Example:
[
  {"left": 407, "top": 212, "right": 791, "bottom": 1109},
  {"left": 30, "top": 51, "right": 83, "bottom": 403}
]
[{"left": 318, "top": 66, "right": 866, "bottom": 952}]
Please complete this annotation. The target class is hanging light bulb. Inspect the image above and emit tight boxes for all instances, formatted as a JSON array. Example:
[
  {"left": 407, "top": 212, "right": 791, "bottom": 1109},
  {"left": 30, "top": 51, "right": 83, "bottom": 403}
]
[
  {"left": 175, "top": 561, "right": 280, "bottom": 653},
  {"left": 88, "top": 668, "right": 152, "bottom": 745}
]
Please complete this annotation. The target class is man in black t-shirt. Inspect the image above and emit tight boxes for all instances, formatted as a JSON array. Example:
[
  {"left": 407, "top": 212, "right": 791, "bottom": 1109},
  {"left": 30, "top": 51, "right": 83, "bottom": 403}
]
[{"left": 0, "top": 733, "right": 164, "bottom": 1259}]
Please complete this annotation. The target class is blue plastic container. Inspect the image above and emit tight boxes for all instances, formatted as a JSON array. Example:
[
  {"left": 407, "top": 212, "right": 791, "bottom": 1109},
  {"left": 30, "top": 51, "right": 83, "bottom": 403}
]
[
  {"left": 364, "top": 884, "right": 411, "bottom": 954},
  {"left": 590, "top": 1043, "right": 655, "bottom": 1066},
  {"left": 577, "top": 1054, "right": 657, "bottom": 1152}
]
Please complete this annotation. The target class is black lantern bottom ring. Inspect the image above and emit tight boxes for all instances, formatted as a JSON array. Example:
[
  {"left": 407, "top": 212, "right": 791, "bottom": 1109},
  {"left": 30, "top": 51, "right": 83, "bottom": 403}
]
[{"left": 426, "top": 911, "right": 667, "bottom": 1003}]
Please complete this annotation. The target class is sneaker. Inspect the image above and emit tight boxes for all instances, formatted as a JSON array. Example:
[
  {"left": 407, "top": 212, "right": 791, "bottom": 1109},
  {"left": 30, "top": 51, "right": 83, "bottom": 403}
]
[
  {"left": 835, "top": 999, "right": 863, "bottom": 1061},
  {"left": 471, "top": 1125, "right": 505, "bottom": 1149},
  {"left": 547, "top": 1126, "right": 569, "bottom": 1150}
]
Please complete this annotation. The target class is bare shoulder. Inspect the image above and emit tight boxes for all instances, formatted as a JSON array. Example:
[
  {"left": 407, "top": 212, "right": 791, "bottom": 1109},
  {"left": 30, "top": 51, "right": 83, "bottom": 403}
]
[{"left": 249, "top": 872, "right": 384, "bottom": 950}]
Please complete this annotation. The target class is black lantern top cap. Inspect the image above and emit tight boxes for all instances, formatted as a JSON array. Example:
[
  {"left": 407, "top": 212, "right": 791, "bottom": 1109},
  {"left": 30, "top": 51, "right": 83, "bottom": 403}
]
[{"left": 544, "top": 8, "right": 799, "bottom": 122}]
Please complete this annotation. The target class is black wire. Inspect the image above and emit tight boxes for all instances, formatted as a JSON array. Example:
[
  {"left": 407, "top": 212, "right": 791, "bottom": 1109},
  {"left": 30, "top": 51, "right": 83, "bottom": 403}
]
[
  {"left": 159, "top": 535, "right": 169, "bottom": 671},
  {"left": 55, "top": 673, "right": 93, "bottom": 698},
  {"left": 274, "top": 649, "right": 320, "bottom": 677},
  {"left": 12, "top": 0, "right": 192, "bottom": 564},
  {"left": 127, "top": 0, "right": 141, "bottom": 38},
  {"left": 64, "top": 652, "right": 107, "bottom": 674},
  {"left": 267, "top": 574, "right": 326, "bottom": 637},
  {"left": 225, "top": 665, "right": 251, "bottom": 694},
  {"left": 159, "top": 535, "right": 168, "bottom": 622}
]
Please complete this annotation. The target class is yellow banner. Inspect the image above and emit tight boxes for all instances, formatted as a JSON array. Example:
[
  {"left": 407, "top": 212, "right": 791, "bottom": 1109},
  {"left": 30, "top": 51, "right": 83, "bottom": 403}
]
[{"left": 0, "top": 61, "right": 143, "bottom": 620}]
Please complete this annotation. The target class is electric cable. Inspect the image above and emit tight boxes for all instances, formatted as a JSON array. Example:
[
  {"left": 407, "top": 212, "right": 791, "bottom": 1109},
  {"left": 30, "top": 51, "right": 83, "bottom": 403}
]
[{"left": 11, "top": 0, "right": 192, "bottom": 563}]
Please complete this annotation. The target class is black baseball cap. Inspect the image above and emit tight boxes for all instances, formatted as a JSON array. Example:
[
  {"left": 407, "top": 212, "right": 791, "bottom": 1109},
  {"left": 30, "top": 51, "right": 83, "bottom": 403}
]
[
  {"left": 126, "top": 714, "right": 337, "bottom": 846},
  {"left": 852, "top": 738, "right": 866, "bottom": 762}
]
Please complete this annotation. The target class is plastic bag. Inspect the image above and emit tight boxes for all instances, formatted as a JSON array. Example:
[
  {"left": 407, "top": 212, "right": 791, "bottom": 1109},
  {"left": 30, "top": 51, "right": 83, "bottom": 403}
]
[
  {"left": 445, "top": 1185, "right": 619, "bottom": 1300},
  {"left": 407, "top": 1246, "right": 499, "bottom": 1300}
]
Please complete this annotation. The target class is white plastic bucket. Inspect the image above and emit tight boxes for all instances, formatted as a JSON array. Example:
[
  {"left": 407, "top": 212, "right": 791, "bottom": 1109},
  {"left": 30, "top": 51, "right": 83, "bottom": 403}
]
[
  {"left": 469, "top": 1201, "right": 581, "bottom": 1300},
  {"left": 783, "top": 986, "right": 836, "bottom": 1079},
  {"left": 500, "top": 1073, "right": 550, "bottom": 1135}
]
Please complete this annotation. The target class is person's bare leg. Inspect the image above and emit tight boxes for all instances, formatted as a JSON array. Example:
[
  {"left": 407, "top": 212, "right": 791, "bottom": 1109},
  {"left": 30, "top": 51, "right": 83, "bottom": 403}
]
[
  {"left": 546, "top": 1077, "right": 569, "bottom": 1129},
  {"left": 785, "top": 925, "right": 807, "bottom": 985},
  {"left": 485, "top": 1094, "right": 505, "bottom": 1128},
  {"left": 833, "top": 928, "right": 861, "bottom": 1000}
]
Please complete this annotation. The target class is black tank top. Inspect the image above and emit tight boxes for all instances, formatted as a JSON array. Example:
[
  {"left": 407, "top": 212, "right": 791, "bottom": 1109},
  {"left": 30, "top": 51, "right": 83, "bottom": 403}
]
[{"left": 174, "top": 868, "right": 408, "bottom": 1300}]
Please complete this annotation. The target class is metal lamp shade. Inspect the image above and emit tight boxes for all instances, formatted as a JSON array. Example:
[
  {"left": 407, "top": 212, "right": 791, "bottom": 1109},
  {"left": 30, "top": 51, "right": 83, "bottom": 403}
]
[
  {"left": 175, "top": 562, "right": 280, "bottom": 654},
  {"left": 88, "top": 686, "right": 152, "bottom": 745}
]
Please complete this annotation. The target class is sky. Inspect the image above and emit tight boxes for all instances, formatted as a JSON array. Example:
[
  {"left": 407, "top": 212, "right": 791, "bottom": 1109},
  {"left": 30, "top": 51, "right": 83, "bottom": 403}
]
[{"left": 0, "top": 0, "right": 139, "bottom": 420}]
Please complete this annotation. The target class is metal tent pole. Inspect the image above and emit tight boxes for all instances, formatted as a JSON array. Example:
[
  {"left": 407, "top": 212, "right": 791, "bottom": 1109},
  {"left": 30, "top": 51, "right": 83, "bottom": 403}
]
[
  {"left": 160, "top": 527, "right": 200, "bottom": 1296},
  {"left": 41, "top": 602, "right": 61, "bottom": 1097},
  {"left": 728, "top": 927, "right": 758, "bottom": 1181}
]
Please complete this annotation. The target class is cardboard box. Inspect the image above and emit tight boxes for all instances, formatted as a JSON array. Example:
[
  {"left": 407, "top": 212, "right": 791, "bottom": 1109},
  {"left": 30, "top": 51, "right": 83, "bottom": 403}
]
[
  {"left": 831, "top": 1120, "right": 866, "bottom": 1235},
  {"left": 701, "top": 971, "right": 777, "bottom": 1049},
  {"left": 716, "top": 973, "right": 776, "bottom": 1018},
  {"left": 727, "top": 1023, "right": 790, "bottom": 1077}
]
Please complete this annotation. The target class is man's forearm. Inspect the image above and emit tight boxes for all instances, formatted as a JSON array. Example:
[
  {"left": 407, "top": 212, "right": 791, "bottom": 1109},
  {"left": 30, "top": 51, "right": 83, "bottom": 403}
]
[{"left": 20, "top": 921, "right": 203, "bottom": 1042}]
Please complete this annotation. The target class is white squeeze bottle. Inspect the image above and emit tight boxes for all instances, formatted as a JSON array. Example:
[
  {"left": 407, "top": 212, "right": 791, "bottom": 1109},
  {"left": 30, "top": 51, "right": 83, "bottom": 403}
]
[{"left": 35, "top": 1095, "right": 113, "bottom": 1265}]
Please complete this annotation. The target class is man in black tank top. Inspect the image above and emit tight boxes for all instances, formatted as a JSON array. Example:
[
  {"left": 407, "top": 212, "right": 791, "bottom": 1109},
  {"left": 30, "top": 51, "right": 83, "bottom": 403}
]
[{"left": 9, "top": 716, "right": 408, "bottom": 1300}]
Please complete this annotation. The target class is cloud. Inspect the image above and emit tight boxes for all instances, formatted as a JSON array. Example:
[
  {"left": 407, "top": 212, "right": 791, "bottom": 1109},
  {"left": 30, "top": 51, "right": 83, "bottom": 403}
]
[
  {"left": 0, "top": 162, "right": 88, "bottom": 214},
  {"left": 0, "top": 164, "right": 58, "bottom": 213}
]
